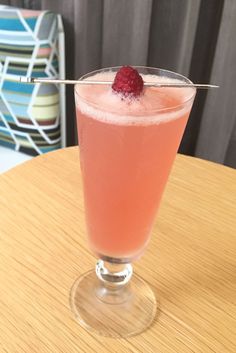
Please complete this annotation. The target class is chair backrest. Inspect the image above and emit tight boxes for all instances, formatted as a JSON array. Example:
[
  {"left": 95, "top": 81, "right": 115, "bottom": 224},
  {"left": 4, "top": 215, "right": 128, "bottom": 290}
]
[{"left": 0, "top": 5, "right": 66, "bottom": 156}]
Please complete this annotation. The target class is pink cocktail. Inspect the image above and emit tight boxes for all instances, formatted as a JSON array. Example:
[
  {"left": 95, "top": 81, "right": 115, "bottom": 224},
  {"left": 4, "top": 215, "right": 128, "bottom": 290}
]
[
  {"left": 71, "top": 67, "right": 196, "bottom": 337},
  {"left": 75, "top": 69, "right": 194, "bottom": 261}
]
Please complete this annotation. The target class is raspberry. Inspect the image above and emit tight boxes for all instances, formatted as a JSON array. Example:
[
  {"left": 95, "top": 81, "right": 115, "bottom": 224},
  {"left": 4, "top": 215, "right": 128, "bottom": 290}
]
[{"left": 112, "top": 66, "right": 144, "bottom": 98}]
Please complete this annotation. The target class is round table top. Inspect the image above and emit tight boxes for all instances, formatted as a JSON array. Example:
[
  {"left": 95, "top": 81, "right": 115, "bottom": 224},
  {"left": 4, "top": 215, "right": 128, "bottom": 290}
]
[{"left": 0, "top": 147, "right": 235, "bottom": 353}]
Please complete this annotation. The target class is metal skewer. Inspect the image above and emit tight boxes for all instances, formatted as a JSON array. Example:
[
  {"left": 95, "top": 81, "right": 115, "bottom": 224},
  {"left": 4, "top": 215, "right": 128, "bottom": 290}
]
[{"left": 19, "top": 77, "right": 219, "bottom": 89}]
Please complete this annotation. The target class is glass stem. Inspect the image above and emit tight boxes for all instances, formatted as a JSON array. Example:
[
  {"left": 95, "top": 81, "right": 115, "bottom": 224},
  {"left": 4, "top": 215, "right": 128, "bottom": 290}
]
[{"left": 95, "top": 260, "right": 133, "bottom": 304}]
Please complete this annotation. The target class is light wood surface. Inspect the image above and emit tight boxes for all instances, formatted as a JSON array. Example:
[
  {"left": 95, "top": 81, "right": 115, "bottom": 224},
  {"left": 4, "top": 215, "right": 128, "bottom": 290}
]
[{"left": 0, "top": 146, "right": 235, "bottom": 353}]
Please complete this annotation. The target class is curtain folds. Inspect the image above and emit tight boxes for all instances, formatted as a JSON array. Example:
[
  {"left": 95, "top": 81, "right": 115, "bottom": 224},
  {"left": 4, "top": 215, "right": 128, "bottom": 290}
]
[{"left": 2, "top": 0, "right": 236, "bottom": 168}]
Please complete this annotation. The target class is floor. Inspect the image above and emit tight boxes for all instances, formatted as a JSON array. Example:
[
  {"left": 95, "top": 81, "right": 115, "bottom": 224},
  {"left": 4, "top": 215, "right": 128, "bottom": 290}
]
[{"left": 0, "top": 146, "right": 32, "bottom": 174}]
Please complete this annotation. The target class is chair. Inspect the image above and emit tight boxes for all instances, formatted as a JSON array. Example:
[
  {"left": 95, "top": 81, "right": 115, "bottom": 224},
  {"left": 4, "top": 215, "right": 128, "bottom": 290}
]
[{"left": 0, "top": 5, "right": 66, "bottom": 173}]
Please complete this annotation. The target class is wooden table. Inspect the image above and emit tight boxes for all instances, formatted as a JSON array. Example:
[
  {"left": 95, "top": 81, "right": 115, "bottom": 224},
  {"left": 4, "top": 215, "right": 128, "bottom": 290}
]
[{"left": 0, "top": 147, "right": 235, "bottom": 353}]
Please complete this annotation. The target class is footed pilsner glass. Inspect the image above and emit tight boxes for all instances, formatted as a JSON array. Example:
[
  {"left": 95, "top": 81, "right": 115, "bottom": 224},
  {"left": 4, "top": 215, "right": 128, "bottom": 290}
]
[{"left": 70, "top": 66, "right": 196, "bottom": 337}]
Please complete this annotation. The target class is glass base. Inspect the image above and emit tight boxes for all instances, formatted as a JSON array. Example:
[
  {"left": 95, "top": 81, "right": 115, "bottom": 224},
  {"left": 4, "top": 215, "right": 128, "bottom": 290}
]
[{"left": 70, "top": 269, "right": 157, "bottom": 338}]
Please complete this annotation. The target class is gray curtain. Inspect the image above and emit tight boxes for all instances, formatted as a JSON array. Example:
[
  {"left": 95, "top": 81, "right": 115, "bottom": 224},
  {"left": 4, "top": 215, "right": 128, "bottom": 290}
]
[{"left": 1, "top": 0, "right": 236, "bottom": 168}]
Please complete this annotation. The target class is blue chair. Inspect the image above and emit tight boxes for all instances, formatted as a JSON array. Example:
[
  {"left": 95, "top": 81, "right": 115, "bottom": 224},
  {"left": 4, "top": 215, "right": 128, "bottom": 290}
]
[{"left": 0, "top": 5, "right": 66, "bottom": 173}]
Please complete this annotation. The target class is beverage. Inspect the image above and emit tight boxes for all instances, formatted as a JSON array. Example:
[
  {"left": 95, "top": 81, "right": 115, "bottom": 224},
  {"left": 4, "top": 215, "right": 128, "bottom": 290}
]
[
  {"left": 75, "top": 68, "right": 195, "bottom": 261},
  {"left": 71, "top": 67, "right": 196, "bottom": 338}
]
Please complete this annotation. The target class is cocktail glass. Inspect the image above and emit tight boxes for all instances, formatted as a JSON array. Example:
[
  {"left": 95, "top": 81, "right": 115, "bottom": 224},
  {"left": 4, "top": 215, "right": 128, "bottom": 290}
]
[{"left": 70, "top": 66, "right": 196, "bottom": 337}]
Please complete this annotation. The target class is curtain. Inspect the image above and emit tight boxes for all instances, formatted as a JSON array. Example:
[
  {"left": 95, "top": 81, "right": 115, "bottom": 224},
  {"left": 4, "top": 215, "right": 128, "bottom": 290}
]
[{"left": 2, "top": 0, "right": 236, "bottom": 168}]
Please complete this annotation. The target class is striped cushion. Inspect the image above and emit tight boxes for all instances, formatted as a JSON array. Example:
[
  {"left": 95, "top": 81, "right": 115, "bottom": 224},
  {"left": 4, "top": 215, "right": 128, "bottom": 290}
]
[{"left": 0, "top": 6, "right": 62, "bottom": 155}]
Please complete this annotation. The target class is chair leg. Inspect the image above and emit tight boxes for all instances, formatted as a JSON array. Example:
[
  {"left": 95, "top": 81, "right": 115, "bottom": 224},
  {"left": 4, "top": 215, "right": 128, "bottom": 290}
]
[{"left": 57, "top": 14, "right": 66, "bottom": 148}]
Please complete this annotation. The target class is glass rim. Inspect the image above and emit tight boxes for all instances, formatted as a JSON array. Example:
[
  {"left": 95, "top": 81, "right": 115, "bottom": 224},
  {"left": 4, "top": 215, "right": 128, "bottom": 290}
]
[{"left": 75, "top": 66, "right": 196, "bottom": 115}]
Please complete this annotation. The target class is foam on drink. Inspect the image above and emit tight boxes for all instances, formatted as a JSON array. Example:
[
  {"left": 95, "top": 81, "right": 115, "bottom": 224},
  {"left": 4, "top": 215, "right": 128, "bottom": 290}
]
[{"left": 75, "top": 71, "right": 195, "bottom": 126}]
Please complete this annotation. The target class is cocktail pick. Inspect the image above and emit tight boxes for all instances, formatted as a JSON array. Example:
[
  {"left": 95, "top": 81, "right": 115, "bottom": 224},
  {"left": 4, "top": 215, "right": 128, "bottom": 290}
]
[{"left": 19, "top": 77, "right": 219, "bottom": 89}]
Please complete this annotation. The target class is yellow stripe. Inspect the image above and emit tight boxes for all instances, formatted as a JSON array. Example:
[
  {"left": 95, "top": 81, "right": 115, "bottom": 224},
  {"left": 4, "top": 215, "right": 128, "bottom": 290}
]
[
  {"left": 3, "top": 89, "right": 31, "bottom": 97},
  {"left": 34, "top": 94, "right": 59, "bottom": 105},
  {"left": 0, "top": 52, "right": 32, "bottom": 58},
  {"left": 15, "top": 139, "right": 32, "bottom": 147},
  {"left": 28, "top": 131, "right": 60, "bottom": 137},
  {"left": 0, "top": 44, "right": 33, "bottom": 50},
  {"left": 0, "top": 135, "right": 30, "bottom": 147},
  {"left": 0, "top": 136, "right": 14, "bottom": 143},
  {"left": 31, "top": 105, "right": 59, "bottom": 120}
]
